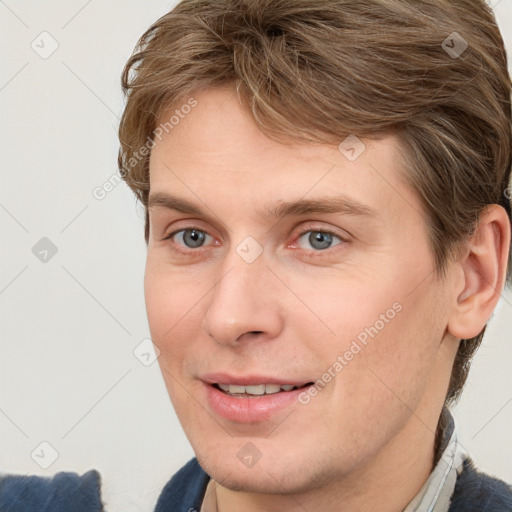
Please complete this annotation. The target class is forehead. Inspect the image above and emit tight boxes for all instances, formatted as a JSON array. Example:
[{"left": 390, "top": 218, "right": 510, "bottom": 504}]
[{"left": 148, "top": 86, "right": 415, "bottom": 225}]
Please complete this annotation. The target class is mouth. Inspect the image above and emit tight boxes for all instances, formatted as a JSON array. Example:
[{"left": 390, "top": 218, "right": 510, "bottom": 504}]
[
  {"left": 200, "top": 372, "right": 314, "bottom": 424},
  {"left": 212, "top": 382, "right": 313, "bottom": 398},
  {"left": 202, "top": 377, "right": 316, "bottom": 423}
]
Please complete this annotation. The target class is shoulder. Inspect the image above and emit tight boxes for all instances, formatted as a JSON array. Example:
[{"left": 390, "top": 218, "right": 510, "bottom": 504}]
[
  {"left": 450, "top": 458, "right": 512, "bottom": 512},
  {"left": 0, "top": 469, "right": 103, "bottom": 512},
  {"left": 154, "top": 458, "right": 210, "bottom": 512}
]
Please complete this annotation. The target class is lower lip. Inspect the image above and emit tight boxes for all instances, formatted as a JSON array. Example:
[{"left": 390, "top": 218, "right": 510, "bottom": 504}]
[{"left": 204, "top": 383, "right": 308, "bottom": 423}]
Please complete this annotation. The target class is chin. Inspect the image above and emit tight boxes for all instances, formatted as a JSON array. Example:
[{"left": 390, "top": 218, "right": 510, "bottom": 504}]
[
  {"left": 195, "top": 442, "right": 340, "bottom": 496},
  {"left": 202, "top": 461, "right": 313, "bottom": 494}
]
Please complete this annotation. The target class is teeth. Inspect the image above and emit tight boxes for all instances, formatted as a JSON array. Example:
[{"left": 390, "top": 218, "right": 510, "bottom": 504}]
[
  {"left": 265, "top": 384, "right": 281, "bottom": 394},
  {"left": 245, "top": 385, "right": 265, "bottom": 395},
  {"left": 217, "top": 383, "right": 298, "bottom": 396}
]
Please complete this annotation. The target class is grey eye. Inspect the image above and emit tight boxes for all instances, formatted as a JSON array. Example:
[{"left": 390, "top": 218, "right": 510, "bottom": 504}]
[
  {"left": 179, "top": 229, "right": 208, "bottom": 248},
  {"left": 298, "top": 231, "right": 341, "bottom": 251}
]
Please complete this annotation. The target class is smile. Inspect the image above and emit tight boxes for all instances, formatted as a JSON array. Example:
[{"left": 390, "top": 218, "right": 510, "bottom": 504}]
[
  {"left": 214, "top": 383, "right": 307, "bottom": 397},
  {"left": 203, "top": 377, "right": 315, "bottom": 422}
]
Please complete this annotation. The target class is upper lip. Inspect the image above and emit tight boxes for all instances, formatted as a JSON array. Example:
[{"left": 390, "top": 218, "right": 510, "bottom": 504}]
[{"left": 201, "top": 373, "right": 311, "bottom": 387}]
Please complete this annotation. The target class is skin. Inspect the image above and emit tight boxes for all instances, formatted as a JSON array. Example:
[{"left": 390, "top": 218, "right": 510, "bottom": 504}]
[{"left": 144, "top": 85, "right": 510, "bottom": 512}]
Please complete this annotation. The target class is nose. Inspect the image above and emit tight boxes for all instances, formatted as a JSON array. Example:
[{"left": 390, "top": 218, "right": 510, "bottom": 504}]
[{"left": 202, "top": 250, "right": 284, "bottom": 347}]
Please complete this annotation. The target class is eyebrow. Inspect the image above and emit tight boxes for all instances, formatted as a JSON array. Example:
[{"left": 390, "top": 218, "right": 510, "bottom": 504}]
[{"left": 147, "top": 192, "right": 379, "bottom": 220}]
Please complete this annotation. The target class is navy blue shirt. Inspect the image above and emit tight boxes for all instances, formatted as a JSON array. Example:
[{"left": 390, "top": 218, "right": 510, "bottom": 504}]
[{"left": 0, "top": 470, "right": 103, "bottom": 512}]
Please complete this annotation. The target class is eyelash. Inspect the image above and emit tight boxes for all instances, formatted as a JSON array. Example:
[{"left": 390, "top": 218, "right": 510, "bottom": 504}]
[{"left": 162, "top": 225, "right": 347, "bottom": 256}]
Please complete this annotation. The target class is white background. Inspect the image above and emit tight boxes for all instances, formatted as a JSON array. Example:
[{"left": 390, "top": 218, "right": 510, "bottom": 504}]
[{"left": 1, "top": 1, "right": 511, "bottom": 511}]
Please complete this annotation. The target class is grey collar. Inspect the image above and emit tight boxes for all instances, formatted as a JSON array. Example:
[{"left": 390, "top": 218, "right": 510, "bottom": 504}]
[{"left": 403, "top": 412, "right": 468, "bottom": 512}]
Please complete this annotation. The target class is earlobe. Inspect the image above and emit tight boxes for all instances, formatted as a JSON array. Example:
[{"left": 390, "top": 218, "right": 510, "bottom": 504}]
[{"left": 448, "top": 205, "right": 511, "bottom": 340}]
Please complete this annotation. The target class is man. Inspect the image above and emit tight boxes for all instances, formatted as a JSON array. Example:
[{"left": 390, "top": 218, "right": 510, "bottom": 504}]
[{"left": 117, "top": 0, "right": 512, "bottom": 510}]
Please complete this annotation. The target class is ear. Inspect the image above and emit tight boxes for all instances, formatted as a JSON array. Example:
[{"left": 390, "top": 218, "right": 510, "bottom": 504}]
[{"left": 448, "top": 205, "right": 511, "bottom": 340}]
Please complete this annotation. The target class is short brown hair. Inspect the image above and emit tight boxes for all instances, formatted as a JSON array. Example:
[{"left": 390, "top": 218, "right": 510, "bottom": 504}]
[{"left": 118, "top": 0, "right": 512, "bottom": 405}]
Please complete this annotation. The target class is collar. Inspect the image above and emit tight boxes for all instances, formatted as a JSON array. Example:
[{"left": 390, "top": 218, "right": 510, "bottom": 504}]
[{"left": 403, "top": 410, "right": 468, "bottom": 512}]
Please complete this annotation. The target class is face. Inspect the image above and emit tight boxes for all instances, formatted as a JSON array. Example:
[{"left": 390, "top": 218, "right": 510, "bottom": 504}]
[{"left": 145, "top": 85, "right": 456, "bottom": 494}]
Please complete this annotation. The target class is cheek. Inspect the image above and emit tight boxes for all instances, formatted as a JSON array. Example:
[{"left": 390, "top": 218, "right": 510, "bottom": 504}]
[
  {"left": 294, "top": 264, "right": 444, "bottom": 394},
  {"left": 144, "top": 258, "right": 206, "bottom": 356},
  {"left": 356, "top": 281, "right": 447, "bottom": 413},
  {"left": 287, "top": 272, "right": 402, "bottom": 355},
  {"left": 144, "top": 262, "right": 208, "bottom": 415}
]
